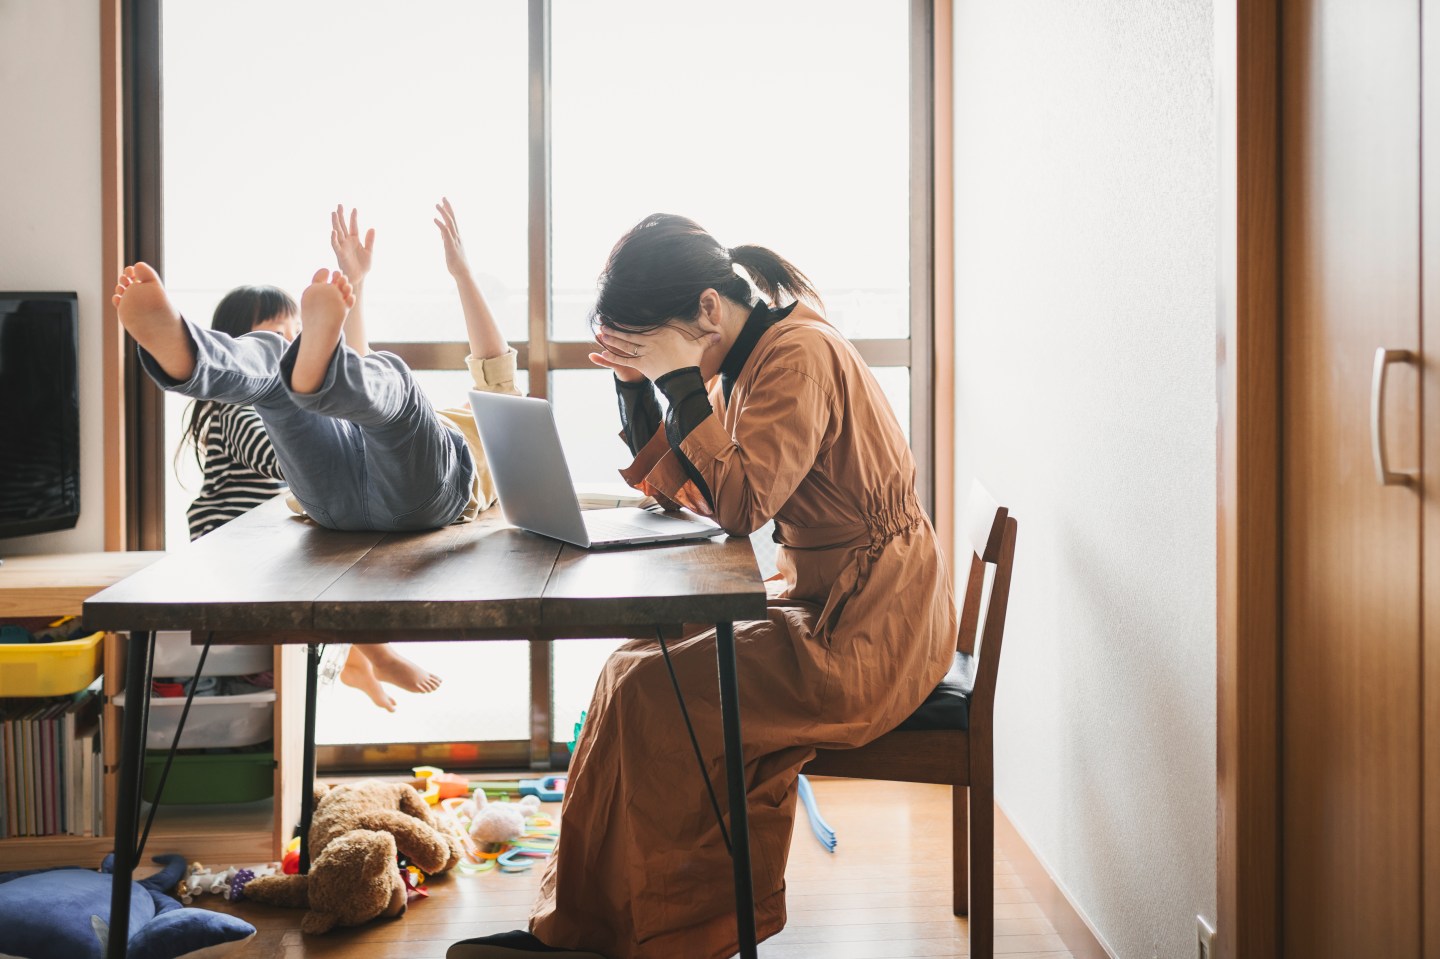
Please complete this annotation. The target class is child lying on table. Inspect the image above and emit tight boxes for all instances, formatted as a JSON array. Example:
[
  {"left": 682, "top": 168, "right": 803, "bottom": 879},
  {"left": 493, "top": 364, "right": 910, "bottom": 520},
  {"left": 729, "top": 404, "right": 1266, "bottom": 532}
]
[{"left": 113, "top": 199, "right": 518, "bottom": 536}]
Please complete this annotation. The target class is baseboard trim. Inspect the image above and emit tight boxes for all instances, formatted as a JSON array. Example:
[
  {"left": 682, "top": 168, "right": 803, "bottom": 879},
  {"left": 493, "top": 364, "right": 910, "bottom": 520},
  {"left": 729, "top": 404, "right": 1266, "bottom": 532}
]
[{"left": 994, "top": 802, "right": 1117, "bottom": 959}]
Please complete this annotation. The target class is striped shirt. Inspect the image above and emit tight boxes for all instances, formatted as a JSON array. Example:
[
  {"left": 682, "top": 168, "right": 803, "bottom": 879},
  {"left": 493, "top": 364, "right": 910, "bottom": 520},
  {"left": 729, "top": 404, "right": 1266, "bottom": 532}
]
[{"left": 186, "top": 404, "right": 286, "bottom": 541}]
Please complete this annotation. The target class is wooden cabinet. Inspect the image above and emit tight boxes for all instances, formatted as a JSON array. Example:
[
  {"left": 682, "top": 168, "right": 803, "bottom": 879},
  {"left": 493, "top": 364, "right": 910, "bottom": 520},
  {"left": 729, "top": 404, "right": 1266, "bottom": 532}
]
[
  {"left": 1279, "top": 1, "right": 1436, "bottom": 954},
  {"left": 0, "top": 552, "right": 300, "bottom": 870}
]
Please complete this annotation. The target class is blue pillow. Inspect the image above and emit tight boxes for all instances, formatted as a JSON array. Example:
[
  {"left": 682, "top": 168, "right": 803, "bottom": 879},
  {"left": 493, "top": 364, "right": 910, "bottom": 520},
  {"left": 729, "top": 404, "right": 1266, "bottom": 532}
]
[{"left": 0, "top": 854, "right": 255, "bottom": 959}]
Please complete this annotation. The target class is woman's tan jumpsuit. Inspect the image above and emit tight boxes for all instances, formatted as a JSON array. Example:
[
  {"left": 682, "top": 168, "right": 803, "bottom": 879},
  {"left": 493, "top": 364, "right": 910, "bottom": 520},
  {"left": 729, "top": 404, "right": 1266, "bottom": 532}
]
[{"left": 530, "top": 305, "right": 959, "bottom": 959}]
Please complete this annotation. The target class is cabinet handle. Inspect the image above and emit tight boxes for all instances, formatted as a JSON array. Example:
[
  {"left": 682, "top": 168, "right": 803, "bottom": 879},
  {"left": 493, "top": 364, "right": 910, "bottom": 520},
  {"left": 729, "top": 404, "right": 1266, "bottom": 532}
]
[{"left": 1370, "top": 347, "right": 1417, "bottom": 487}]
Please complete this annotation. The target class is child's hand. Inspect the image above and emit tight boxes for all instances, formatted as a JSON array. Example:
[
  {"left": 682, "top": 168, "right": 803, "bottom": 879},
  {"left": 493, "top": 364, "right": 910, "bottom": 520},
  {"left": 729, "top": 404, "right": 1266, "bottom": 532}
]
[
  {"left": 331, "top": 205, "right": 375, "bottom": 282},
  {"left": 434, "top": 197, "right": 473, "bottom": 278}
]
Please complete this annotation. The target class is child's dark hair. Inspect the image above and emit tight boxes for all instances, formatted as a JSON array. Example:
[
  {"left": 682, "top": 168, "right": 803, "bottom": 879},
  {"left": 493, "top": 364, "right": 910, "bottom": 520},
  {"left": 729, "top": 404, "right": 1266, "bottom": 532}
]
[
  {"left": 589, "top": 214, "right": 821, "bottom": 334},
  {"left": 179, "top": 285, "right": 297, "bottom": 468}
]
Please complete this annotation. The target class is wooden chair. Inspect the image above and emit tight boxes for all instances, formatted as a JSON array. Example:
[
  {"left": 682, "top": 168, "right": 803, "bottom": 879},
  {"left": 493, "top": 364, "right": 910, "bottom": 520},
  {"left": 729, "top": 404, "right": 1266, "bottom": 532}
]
[{"left": 801, "top": 480, "right": 1017, "bottom": 959}]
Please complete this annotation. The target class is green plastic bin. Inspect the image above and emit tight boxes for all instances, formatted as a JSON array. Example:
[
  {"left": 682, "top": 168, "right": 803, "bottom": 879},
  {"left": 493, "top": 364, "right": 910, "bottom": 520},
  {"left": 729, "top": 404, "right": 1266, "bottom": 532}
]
[{"left": 142, "top": 748, "right": 274, "bottom": 804}]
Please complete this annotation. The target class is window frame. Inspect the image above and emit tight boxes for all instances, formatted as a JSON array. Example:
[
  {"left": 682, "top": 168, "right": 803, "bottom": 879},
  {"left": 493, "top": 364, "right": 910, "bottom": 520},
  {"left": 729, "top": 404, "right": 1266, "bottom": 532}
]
[{"left": 109, "top": 0, "right": 952, "bottom": 772}]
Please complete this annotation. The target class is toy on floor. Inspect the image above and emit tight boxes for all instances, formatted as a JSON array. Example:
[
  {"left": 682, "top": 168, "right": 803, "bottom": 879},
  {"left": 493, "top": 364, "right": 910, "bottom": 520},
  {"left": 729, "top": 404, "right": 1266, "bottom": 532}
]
[
  {"left": 797, "top": 774, "right": 837, "bottom": 852},
  {"left": 0, "top": 853, "right": 256, "bottom": 959},
  {"left": 474, "top": 775, "right": 567, "bottom": 803},
  {"left": 399, "top": 859, "right": 431, "bottom": 900},
  {"left": 432, "top": 787, "right": 557, "bottom": 875},
  {"left": 279, "top": 836, "right": 301, "bottom": 875},
  {"left": 470, "top": 794, "right": 542, "bottom": 845},
  {"left": 417, "top": 764, "right": 567, "bottom": 804},
  {"left": 412, "top": 766, "right": 471, "bottom": 804},
  {"left": 177, "top": 861, "right": 281, "bottom": 904},
  {"left": 241, "top": 780, "right": 462, "bottom": 934}
]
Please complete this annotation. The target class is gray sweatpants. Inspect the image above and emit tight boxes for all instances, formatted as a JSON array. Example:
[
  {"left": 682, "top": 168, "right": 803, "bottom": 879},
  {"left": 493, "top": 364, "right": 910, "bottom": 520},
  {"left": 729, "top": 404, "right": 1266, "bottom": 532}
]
[{"left": 140, "top": 319, "right": 474, "bottom": 532}]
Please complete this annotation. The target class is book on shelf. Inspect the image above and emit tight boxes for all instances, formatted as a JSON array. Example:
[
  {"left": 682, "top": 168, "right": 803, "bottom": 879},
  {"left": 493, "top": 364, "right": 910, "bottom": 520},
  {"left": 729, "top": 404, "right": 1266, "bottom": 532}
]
[{"left": 0, "top": 680, "right": 103, "bottom": 839}]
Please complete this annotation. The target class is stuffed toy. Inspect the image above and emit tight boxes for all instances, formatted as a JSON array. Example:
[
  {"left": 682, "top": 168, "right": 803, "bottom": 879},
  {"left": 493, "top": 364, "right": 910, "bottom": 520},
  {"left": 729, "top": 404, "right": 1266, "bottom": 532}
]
[
  {"left": 467, "top": 794, "right": 542, "bottom": 847},
  {"left": 242, "top": 780, "right": 460, "bottom": 934},
  {"left": 178, "top": 862, "right": 280, "bottom": 904},
  {"left": 0, "top": 853, "right": 256, "bottom": 959}
]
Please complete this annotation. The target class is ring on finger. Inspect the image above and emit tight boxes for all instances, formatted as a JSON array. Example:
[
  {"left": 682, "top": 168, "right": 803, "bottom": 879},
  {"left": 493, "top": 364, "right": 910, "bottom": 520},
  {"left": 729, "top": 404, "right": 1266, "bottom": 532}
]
[{"left": 600, "top": 338, "right": 638, "bottom": 359}]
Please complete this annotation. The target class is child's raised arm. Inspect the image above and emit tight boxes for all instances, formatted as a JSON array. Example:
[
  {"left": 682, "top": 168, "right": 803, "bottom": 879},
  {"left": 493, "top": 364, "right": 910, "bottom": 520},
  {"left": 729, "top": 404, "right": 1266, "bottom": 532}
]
[
  {"left": 434, "top": 198, "right": 507, "bottom": 360},
  {"left": 331, "top": 204, "right": 376, "bottom": 354}
]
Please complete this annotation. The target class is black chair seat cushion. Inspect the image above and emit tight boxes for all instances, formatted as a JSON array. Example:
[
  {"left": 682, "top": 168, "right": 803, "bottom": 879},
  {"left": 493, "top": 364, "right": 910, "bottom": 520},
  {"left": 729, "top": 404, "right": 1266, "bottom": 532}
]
[{"left": 896, "top": 650, "right": 974, "bottom": 732}]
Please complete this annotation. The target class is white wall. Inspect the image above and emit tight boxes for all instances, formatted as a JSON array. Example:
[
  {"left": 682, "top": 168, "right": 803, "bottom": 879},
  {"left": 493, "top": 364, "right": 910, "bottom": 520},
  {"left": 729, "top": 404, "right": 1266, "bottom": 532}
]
[
  {"left": 951, "top": 2, "right": 1216, "bottom": 957},
  {"left": 0, "top": 0, "right": 106, "bottom": 554}
]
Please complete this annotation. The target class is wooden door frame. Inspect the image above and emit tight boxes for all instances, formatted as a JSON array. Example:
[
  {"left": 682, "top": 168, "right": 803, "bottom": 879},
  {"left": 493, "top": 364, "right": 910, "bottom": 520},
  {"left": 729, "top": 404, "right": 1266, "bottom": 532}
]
[
  {"left": 100, "top": 0, "right": 165, "bottom": 552},
  {"left": 1216, "top": 2, "right": 1282, "bottom": 958},
  {"left": 101, "top": 0, "right": 126, "bottom": 551}
]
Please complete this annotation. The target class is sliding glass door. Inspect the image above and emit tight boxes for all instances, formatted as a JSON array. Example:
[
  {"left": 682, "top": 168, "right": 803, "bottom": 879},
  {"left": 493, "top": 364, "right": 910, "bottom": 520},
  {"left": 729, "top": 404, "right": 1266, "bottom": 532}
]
[{"left": 149, "top": 0, "right": 932, "bottom": 771}]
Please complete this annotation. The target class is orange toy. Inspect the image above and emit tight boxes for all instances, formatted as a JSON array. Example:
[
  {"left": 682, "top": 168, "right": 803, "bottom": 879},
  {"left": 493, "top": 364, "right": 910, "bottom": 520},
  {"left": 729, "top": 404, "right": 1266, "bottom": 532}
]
[
  {"left": 412, "top": 766, "right": 470, "bottom": 804},
  {"left": 432, "top": 773, "right": 470, "bottom": 800}
]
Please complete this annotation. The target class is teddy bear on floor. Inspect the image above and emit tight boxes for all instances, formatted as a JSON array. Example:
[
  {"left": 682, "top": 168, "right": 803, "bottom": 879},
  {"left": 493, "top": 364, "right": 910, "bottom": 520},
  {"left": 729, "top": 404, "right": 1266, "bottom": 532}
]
[{"left": 242, "top": 780, "right": 460, "bottom": 934}]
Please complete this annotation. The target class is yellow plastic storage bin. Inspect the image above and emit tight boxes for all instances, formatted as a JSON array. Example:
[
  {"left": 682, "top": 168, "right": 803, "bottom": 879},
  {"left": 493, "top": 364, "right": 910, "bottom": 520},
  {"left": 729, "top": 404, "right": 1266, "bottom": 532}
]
[{"left": 0, "top": 631, "right": 104, "bottom": 696}]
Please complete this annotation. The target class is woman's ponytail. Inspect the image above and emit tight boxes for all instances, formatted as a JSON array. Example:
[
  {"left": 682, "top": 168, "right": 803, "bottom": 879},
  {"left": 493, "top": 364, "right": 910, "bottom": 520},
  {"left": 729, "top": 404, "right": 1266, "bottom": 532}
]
[{"left": 727, "top": 244, "right": 821, "bottom": 311}]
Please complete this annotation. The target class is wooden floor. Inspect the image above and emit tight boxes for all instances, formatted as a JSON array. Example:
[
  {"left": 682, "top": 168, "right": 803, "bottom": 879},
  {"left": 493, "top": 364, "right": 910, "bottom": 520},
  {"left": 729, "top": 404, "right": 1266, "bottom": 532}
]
[{"left": 202, "top": 779, "right": 1073, "bottom": 958}]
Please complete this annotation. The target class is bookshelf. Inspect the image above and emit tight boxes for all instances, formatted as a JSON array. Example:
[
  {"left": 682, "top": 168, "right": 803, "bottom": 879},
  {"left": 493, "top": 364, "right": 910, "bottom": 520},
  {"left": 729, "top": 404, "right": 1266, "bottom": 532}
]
[{"left": 0, "top": 552, "right": 301, "bottom": 870}]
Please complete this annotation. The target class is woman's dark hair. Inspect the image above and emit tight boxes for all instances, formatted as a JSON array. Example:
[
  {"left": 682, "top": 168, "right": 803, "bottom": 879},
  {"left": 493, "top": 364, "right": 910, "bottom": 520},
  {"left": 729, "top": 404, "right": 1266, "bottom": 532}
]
[
  {"left": 589, "top": 214, "right": 822, "bottom": 334},
  {"left": 179, "top": 285, "right": 297, "bottom": 468}
]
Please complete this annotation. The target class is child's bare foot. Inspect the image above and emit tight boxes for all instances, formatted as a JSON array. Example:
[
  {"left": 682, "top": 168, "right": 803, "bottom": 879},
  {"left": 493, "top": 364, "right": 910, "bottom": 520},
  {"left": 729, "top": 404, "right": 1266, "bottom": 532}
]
[
  {"left": 358, "top": 644, "right": 442, "bottom": 694},
  {"left": 340, "top": 646, "right": 397, "bottom": 712},
  {"left": 291, "top": 268, "right": 355, "bottom": 394},
  {"left": 112, "top": 262, "right": 196, "bottom": 382}
]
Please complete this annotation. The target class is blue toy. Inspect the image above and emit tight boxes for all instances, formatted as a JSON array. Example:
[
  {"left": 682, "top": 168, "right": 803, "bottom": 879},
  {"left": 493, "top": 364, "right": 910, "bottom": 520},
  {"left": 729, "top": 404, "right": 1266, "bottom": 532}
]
[
  {"left": 476, "top": 776, "right": 567, "bottom": 803},
  {"left": 519, "top": 776, "right": 567, "bottom": 802},
  {"left": 797, "top": 775, "right": 837, "bottom": 852},
  {"left": 0, "top": 853, "right": 256, "bottom": 959}
]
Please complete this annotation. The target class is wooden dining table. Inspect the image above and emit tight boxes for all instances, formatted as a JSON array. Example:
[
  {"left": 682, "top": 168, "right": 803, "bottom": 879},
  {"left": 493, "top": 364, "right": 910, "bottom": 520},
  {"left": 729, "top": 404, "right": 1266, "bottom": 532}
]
[{"left": 83, "top": 495, "right": 768, "bottom": 959}]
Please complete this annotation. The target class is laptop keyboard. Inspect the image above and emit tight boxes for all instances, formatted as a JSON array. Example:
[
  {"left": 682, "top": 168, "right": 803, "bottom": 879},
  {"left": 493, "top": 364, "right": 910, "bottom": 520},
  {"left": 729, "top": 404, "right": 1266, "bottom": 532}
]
[{"left": 584, "top": 516, "right": 668, "bottom": 542}]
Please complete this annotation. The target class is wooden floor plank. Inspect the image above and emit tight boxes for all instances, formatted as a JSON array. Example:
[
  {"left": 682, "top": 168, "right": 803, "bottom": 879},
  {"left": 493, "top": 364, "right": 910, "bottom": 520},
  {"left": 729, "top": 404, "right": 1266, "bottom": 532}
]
[{"left": 202, "top": 779, "right": 1070, "bottom": 959}]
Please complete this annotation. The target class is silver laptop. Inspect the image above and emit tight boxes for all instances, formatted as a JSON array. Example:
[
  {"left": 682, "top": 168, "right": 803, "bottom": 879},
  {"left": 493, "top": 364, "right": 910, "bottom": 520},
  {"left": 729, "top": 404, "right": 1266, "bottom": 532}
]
[{"left": 467, "top": 390, "right": 724, "bottom": 549}]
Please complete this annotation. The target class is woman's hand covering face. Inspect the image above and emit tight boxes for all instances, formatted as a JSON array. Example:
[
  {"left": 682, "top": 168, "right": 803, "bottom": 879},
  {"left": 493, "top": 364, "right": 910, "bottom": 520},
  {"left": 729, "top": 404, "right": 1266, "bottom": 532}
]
[{"left": 590, "top": 324, "right": 720, "bottom": 382}]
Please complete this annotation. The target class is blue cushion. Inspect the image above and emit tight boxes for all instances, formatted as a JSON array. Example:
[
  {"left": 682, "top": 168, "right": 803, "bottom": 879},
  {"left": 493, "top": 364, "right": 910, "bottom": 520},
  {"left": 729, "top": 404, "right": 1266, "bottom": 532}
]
[
  {"left": 0, "top": 854, "right": 255, "bottom": 959},
  {"left": 896, "top": 651, "right": 974, "bottom": 731}
]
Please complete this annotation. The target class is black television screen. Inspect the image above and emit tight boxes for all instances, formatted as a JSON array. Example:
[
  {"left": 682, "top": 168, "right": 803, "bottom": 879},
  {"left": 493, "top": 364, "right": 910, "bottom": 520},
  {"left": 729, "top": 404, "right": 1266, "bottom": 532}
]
[{"left": 0, "top": 293, "right": 81, "bottom": 538}]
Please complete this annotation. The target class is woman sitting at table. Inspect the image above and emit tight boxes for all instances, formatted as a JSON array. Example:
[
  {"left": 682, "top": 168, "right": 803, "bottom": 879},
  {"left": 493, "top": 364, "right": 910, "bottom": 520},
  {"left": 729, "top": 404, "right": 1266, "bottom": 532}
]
[{"left": 448, "top": 214, "right": 960, "bottom": 959}]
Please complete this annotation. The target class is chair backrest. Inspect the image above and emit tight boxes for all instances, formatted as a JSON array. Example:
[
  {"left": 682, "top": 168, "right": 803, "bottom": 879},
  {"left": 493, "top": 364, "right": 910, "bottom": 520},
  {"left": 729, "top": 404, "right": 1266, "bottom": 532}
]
[{"left": 956, "top": 480, "right": 1018, "bottom": 728}]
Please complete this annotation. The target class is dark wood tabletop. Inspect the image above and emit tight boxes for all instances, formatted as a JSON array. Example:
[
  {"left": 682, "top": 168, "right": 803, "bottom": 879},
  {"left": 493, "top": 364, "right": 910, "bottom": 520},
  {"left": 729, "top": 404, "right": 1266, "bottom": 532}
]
[{"left": 82, "top": 496, "right": 768, "bottom": 639}]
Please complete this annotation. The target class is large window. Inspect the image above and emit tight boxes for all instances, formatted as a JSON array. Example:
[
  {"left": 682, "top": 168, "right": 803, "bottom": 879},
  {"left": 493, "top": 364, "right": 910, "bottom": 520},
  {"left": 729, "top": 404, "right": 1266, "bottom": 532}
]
[{"left": 145, "top": 0, "right": 934, "bottom": 770}]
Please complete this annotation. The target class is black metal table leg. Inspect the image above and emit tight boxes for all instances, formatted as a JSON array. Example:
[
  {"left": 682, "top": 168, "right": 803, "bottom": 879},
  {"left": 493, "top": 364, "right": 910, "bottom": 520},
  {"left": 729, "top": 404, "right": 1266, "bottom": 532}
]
[
  {"left": 106, "top": 630, "right": 155, "bottom": 959},
  {"left": 298, "top": 643, "right": 321, "bottom": 873},
  {"left": 715, "top": 620, "right": 758, "bottom": 959}
]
